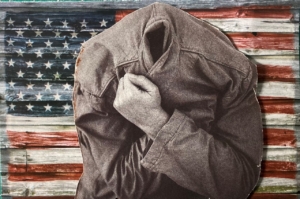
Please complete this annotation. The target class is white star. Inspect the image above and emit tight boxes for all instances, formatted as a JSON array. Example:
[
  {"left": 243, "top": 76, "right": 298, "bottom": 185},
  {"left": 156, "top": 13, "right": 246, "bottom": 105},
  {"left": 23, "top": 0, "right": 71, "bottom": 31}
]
[
  {"left": 53, "top": 51, "right": 62, "bottom": 59},
  {"left": 63, "top": 40, "right": 69, "bottom": 49},
  {"left": 100, "top": 19, "right": 108, "bottom": 27},
  {"left": 9, "top": 103, "right": 16, "bottom": 110},
  {"left": 27, "top": 82, "right": 34, "bottom": 89},
  {"left": 26, "top": 60, "right": 34, "bottom": 68},
  {"left": 63, "top": 103, "right": 72, "bottom": 111},
  {"left": 17, "top": 70, "right": 24, "bottom": 78},
  {"left": 35, "top": 92, "right": 43, "bottom": 101},
  {"left": 24, "top": 18, "right": 33, "bottom": 27},
  {"left": 17, "top": 91, "right": 24, "bottom": 100},
  {"left": 35, "top": 50, "right": 43, "bottom": 58},
  {"left": 26, "top": 103, "right": 34, "bottom": 111},
  {"left": 63, "top": 61, "right": 71, "bottom": 70},
  {"left": 53, "top": 93, "right": 61, "bottom": 101},
  {"left": 6, "top": 38, "right": 14, "bottom": 46},
  {"left": 44, "top": 40, "right": 53, "bottom": 47},
  {"left": 45, "top": 61, "right": 53, "bottom": 69},
  {"left": 44, "top": 104, "right": 52, "bottom": 112},
  {"left": 53, "top": 29, "right": 61, "bottom": 38},
  {"left": 80, "top": 19, "right": 88, "bottom": 27},
  {"left": 63, "top": 83, "right": 71, "bottom": 90},
  {"left": 73, "top": 51, "right": 78, "bottom": 59},
  {"left": 16, "top": 29, "right": 24, "bottom": 37},
  {"left": 61, "top": 20, "right": 68, "bottom": 28},
  {"left": 16, "top": 49, "right": 24, "bottom": 57},
  {"left": 35, "top": 29, "right": 43, "bottom": 37},
  {"left": 26, "top": 39, "right": 34, "bottom": 47},
  {"left": 45, "top": 82, "right": 52, "bottom": 91},
  {"left": 70, "top": 32, "right": 78, "bottom": 38},
  {"left": 8, "top": 80, "right": 15, "bottom": 88},
  {"left": 36, "top": 71, "right": 43, "bottom": 79},
  {"left": 8, "top": 59, "right": 15, "bottom": 67},
  {"left": 89, "top": 30, "right": 98, "bottom": 37},
  {"left": 7, "top": 18, "right": 15, "bottom": 26},
  {"left": 53, "top": 72, "right": 61, "bottom": 80},
  {"left": 81, "top": 40, "right": 86, "bottom": 46},
  {"left": 44, "top": 18, "right": 53, "bottom": 27}
]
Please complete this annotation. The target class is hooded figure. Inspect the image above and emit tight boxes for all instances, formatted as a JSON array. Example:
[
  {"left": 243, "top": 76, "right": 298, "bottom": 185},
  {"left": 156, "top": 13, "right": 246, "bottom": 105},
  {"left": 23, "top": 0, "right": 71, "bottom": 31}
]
[{"left": 73, "top": 2, "right": 263, "bottom": 199}]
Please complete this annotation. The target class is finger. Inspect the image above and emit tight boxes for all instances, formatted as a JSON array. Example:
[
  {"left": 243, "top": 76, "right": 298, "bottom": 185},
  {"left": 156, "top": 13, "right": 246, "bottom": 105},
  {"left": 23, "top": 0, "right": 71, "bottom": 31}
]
[{"left": 125, "top": 73, "right": 157, "bottom": 92}]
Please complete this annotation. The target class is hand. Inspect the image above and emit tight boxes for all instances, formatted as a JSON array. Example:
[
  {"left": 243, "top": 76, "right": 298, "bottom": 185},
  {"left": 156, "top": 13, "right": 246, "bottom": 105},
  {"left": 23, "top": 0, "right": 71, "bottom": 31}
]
[{"left": 113, "top": 73, "right": 170, "bottom": 139}]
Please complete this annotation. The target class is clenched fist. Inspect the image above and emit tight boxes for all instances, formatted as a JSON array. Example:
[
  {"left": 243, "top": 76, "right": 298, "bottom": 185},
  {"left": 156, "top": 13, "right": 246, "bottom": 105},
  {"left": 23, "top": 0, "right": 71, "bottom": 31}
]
[{"left": 113, "top": 73, "right": 170, "bottom": 139}]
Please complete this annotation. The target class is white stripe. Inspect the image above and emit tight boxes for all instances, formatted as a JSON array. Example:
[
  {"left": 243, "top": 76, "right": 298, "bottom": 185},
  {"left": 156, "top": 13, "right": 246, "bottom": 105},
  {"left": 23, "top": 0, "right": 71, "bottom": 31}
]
[
  {"left": 239, "top": 49, "right": 298, "bottom": 56},
  {"left": 252, "top": 55, "right": 299, "bottom": 67},
  {"left": 257, "top": 177, "right": 297, "bottom": 187},
  {"left": 2, "top": 148, "right": 82, "bottom": 165},
  {"left": 263, "top": 148, "right": 297, "bottom": 162},
  {"left": 257, "top": 82, "right": 296, "bottom": 98},
  {"left": 27, "top": 148, "right": 82, "bottom": 164},
  {"left": 203, "top": 18, "right": 299, "bottom": 32},
  {"left": 6, "top": 125, "right": 76, "bottom": 132},
  {"left": 263, "top": 113, "right": 299, "bottom": 126},
  {"left": 3, "top": 115, "right": 75, "bottom": 126},
  {"left": 3, "top": 180, "right": 78, "bottom": 196}
]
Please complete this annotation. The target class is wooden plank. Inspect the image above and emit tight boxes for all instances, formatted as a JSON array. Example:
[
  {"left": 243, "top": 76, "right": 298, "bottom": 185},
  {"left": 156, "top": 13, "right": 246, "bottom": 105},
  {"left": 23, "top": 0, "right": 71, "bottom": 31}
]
[
  {"left": 1, "top": 172, "right": 299, "bottom": 196},
  {"left": 263, "top": 126, "right": 299, "bottom": 148},
  {"left": 2, "top": 178, "right": 78, "bottom": 196},
  {"left": 2, "top": 125, "right": 300, "bottom": 149},
  {"left": 249, "top": 193, "right": 300, "bottom": 199},
  {"left": 2, "top": 147, "right": 299, "bottom": 173},
  {"left": 0, "top": 2, "right": 298, "bottom": 9}
]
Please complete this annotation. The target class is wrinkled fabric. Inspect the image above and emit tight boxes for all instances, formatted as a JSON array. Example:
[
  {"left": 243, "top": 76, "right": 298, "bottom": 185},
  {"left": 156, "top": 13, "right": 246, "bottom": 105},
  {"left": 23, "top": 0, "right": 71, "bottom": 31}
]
[{"left": 73, "top": 2, "right": 263, "bottom": 199}]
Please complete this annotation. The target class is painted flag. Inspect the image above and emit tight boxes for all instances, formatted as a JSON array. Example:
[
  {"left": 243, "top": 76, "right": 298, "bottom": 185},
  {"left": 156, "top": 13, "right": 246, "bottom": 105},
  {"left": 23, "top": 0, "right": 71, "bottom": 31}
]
[{"left": 0, "top": 6, "right": 299, "bottom": 198}]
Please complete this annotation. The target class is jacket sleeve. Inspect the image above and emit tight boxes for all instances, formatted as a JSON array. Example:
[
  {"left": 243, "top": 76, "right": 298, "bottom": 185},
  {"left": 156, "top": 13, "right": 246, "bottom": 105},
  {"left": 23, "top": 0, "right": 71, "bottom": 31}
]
[
  {"left": 73, "top": 81, "right": 202, "bottom": 199},
  {"left": 140, "top": 63, "right": 263, "bottom": 199}
]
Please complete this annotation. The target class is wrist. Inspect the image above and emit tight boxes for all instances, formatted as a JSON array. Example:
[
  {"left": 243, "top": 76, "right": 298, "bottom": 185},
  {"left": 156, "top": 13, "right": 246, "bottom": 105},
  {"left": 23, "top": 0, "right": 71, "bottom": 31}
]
[{"left": 141, "top": 108, "right": 170, "bottom": 140}]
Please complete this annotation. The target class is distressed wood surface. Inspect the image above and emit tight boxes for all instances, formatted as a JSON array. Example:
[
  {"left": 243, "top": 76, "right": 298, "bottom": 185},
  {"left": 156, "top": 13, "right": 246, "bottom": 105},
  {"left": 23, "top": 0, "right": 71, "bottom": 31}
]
[
  {"left": 1, "top": 148, "right": 299, "bottom": 173},
  {"left": 1, "top": 194, "right": 300, "bottom": 199},
  {"left": 2, "top": 171, "right": 300, "bottom": 196},
  {"left": 0, "top": 4, "right": 299, "bottom": 198},
  {"left": 0, "top": 1, "right": 299, "bottom": 9}
]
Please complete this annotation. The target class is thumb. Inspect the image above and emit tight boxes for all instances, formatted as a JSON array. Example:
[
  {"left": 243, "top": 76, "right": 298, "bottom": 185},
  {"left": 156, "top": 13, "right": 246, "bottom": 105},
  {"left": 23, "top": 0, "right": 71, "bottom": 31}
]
[{"left": 125, "top": 73, "right": 157, "bottom": 92}]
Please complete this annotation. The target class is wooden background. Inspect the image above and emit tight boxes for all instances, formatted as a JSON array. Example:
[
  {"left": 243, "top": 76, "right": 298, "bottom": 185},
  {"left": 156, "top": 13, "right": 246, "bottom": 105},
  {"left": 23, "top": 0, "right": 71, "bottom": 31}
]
[{"left": 0, "top": 1, "right": 300, "bottom": 198}]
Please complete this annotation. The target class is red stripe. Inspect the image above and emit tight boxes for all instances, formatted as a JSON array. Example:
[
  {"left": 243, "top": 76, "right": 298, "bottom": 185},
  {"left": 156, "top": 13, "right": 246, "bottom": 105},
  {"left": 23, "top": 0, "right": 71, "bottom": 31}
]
[
  {"left": 249, "top": 193, "right": 298, "bottom": 199},
  {"left": 8, "top": 172, "right": 81, "bottom": 181},
  {"left": 13, "top": 197, "right": 75, "bottom": 199},
  {"left": 263, "top": 128, "right": 296, "bottom": 147},
  {"left": 259, "top": 99, "right": 295, "bottom": 114},
  {"left": 7, "top": 130, "right": 79, "bottom": 148},
  {"left": 257, "top": 65, "right": 295, "bottom": 83},
  {"left": 9, "top": 163, "right": 83, "bottom": 173},
  {"left": 227, "top": 33, "right": 295, "bottom": 50},
  {"left": 262, "top": 160, "right": 297, "bottom": 171},
  {"left": 115, "top": 6, "right": 292, "bottom": 22},
  {"left": 187, "top": 6, "right": 292, "bottom": 19},
  {"left": 261, "top": 171, "right": 297, "bottom": 179}
]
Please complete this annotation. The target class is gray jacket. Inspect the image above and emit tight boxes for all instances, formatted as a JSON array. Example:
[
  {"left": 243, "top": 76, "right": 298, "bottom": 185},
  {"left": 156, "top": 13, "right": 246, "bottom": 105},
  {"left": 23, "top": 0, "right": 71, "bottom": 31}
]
[{"left": 73, "top": 2, "right": 263, "bottom": 199}]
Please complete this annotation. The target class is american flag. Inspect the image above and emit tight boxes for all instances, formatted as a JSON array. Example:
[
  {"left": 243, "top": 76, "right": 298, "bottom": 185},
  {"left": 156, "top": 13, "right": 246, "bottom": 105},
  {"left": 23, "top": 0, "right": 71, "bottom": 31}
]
[{"left": 1, "top": 6, "right": 300, "bottom": 198}]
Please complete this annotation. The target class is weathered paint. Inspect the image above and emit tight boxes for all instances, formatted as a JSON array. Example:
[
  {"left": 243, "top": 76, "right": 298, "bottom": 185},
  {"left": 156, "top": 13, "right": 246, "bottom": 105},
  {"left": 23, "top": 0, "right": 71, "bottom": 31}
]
[
  {"left": 115, "top": 6, "right": 293, "bottom": 22},
  {"left": 227, "top": 33, "right": 295, "bottom": 50},
  {"left": 262, "top": 161, "right": 297, "bottom": 171},
  {"left": 8, "top": 173, "right": 81, "bottom": 181},
  {"left": 249, "top": 193, "right": 300, "bottom": 199},
  {"left": 263, "top": 128, "right": 296, "bottom": 147},
  {"left": 7, "top": 131, "right": 79, "bottom": 148},
  {"left": 257, "top": 65, "right": 295, "bottom": 82}
]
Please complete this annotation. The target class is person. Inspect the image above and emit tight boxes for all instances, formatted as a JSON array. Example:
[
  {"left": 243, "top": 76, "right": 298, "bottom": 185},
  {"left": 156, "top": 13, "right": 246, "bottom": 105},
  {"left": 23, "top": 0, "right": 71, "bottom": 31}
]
[{"left": 73, "top": 2, "right": 263, "bottom": 199}]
